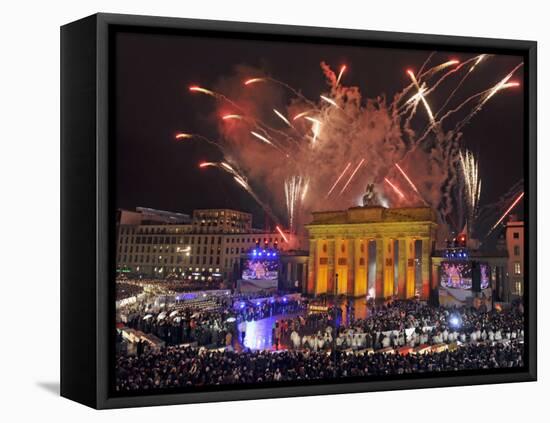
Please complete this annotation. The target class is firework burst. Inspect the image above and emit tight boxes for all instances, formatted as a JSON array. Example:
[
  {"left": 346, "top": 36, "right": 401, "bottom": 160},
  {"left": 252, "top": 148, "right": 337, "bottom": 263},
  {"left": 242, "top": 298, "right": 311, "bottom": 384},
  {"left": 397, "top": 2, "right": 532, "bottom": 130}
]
[
  {"left": 181, "top": 54, "right": 523, "bottom": 240},
  {"left": 284, "top": 176, "right": 309, "bottom": 233},
  {"left": 459, "top": 150, "right": 482, "bottom": 235}
]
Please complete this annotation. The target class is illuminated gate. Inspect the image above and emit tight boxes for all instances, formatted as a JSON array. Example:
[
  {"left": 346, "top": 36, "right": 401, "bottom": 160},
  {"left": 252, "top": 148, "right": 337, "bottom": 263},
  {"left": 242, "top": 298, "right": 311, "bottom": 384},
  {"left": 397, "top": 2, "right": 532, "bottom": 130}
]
[{"left": 306, "top": 206, "right": 437, "bottom": 300}]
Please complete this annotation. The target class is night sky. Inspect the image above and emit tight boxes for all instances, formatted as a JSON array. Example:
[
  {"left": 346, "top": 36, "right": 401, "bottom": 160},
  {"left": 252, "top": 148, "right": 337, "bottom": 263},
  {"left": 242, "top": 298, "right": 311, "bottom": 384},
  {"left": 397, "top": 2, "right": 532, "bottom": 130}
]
[{"left": 114, "top": 30, "right": 524, "bottom": 232}]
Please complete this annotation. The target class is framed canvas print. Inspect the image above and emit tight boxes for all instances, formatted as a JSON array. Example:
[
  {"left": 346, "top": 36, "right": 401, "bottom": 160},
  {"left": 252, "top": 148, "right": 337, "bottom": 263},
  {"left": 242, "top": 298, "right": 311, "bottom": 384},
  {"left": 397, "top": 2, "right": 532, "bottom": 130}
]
[{"left": 60, "top": 13, "right": 537, "bottom": 409}]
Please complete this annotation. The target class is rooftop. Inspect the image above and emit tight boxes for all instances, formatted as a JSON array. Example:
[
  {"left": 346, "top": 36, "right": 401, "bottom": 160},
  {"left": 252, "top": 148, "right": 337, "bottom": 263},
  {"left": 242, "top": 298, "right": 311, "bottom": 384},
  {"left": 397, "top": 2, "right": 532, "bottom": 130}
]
[{"left": 308, "top": 206, "right": 438, "bottom": 226}]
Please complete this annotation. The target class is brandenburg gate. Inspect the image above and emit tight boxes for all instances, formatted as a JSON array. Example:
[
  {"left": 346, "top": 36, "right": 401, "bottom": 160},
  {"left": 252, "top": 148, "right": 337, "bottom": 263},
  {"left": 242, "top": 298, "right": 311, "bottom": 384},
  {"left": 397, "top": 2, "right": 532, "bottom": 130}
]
[{"left": 305, "top": 206, "right": 438, "bottom": 300}]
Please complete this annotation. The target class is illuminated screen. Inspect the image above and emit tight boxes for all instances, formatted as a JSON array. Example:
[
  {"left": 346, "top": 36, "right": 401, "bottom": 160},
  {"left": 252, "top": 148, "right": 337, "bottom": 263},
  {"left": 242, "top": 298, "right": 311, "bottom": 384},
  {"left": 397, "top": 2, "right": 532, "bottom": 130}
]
[
  {"left": 479, "top": 263, "right": 490, "bottom": 289},
  {"left": 440, "top": 262, "right": 491, "bottom": 290},
  {"left": 440, "top": 261, "right": 472, "bottom": 289},
  {"left": 242, "top": 259, "right": 279, "bottom": 281}
]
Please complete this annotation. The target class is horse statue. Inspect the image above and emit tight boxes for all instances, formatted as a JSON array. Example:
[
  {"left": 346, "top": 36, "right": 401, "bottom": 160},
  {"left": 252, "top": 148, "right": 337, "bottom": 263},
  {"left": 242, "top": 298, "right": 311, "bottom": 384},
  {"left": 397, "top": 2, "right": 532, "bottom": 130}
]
[{"left": 362, "top": 183, "right": 380, "bottom": 207}]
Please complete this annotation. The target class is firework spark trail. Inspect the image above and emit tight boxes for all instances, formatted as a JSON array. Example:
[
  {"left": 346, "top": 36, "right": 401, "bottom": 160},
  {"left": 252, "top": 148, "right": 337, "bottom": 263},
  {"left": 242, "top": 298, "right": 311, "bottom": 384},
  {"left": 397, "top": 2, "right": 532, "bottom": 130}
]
[
  {"left": 339, "top": 159, "right": 366, "bottom": 195},
  {"left": 455, "top": 63, "right": 523, "bottom": 132},
  {"left": 384, "top": 177, "right": 406, "bottom": 199},
  {"left": 273, "top": 109, "right": 294, "bottom": 128},
  {"left": 481, "top": 66, "right": 522, "bottom": 104},
  {"left": 299, "top": 116, "right": 323, "bottom": 145},
  {"left": 293, "top": 111, "right": 311, "bottom": 121},
  {"left": 199, "top": 162, "right": 216, "bottom": 168},
  {"left": 246, "top": 76, "right": 319, "bottom": 109},
  {"left": 200, "top": 161, "right": 242, "bottom": 180},
  {"left": 189, "top": 85, "right": 250, "bottom": 117},
  {"left": 311, "top": 120, "right": 321, "bottom": 145},
  {"left": 244, "top": 78, "right": 266, "bottom": 85},
  {"left": 177, "top": 133, "right": 231, "bottom": 157},
  {"left": 413, "top": 89, "right": 491, "bottom": 146},
  {"left": 284, "top": 177, "right": 296, "bottom": 231},
  {"left": 320, "top": 95, "right": 339, "bottom": 108},
  {"left": 336, "top": 65, "right": 347, "bottom": 85},
  {"left": 459, "top": 150, "right": 482, "bottom": 234},
  {"left": 285, "top": 176, "right": 308, "bottom": 232},
  {"left": 304, "top": 116, "right": 321, "bottom": 125},
  {"left": 421, "top": 59, "right": 460, "bottom": 79},
  {"left": 241, "top": 186, "right": 281, "bottom": 225},
  {"left": 222, "top": 114, "right": 243, "bottom": 120},
  {"left": 250, "top": 131, "right": 275, "bottom": 146},
  {"left": 434, "top": 72, "right": 471, "bottom": 119},
  {"left": 397, "top": 84, "right": 425, "bottom": 121},
  {"left": 326, "top": 162, "right": 352, "bottom": 197},
  {"left": 397, "top": 57, "right": 464, "bottom": 115},
  {"left": 395, "top": 56, "right": 476, "bottom": 115},
  {"left": 220, "top": 162, "right": 236, "bottom": 173},
  {"left": 249, "top": 130, "right": 293, "bottom": 156},
  {"left": 417, "top": 52, "right": 436, "bottom": 75},
  {"left": 175, "top": 133, "right": 193, "bottom": 139},
  {"left": 200, "top": 160, "right": 281, "bottom": 224},
  {"left": 392, "top": 58, "right": 468, "bottom": 110},
  {"left": 395, "top": 163, "right": 428, "bottom": 205},
  {"left": 220, "top": 103, "right": 304, "bottom": 156},
  {"left": 435, "top": 55, "right": 487, "bottom": 119},
  {"left": 252, "top": 117, "right": 302, "bottom": 151},
  {"left": 189, "top": 86, "right": 214, "bottom": 96},
  {"left": 407, "top": 70, "right": 435, "bottom": 123},
  {"left": 301, "top": 180, "right": 309, "bottom": 202},
  {"left": 405, "top": 85, "right": 427, "bottom": 105},
  {"left": 438, "top": 59, "right": 460, "bottom": 69},
  {"left": 234, "top": 176, "right": 248, "bottom": 189},
  {"left": 392, "top": 55, "right": 437, "bottom": 109},
  {"left": 276, "top": 225, "right": 289, "bottom": 243},
  {"left": 400, "top": 81, "right": 427, "bottom": 133},
  {"left": 469, "top": 54, "right": 486, "bottom": 73},
  {"left": 413, "top": 66, "right": 520, "bottom": 146},
  {"left": 421, "top": 56, "right": 479, "bottom": 96},
  {"left": 476, "top": 180, "right": 523, "bottom": 232},
  {"left": 488, "top": 191, "right": 524, "bottom": 235},
  {"left": 210, "top": 85, "right": 304, "bottom": 151},
  {"left": 268, "top": 77, "right": 320, "bottom": 108},
  {"left": 477, "top": 179, "right": 523, "bottom": 219}
]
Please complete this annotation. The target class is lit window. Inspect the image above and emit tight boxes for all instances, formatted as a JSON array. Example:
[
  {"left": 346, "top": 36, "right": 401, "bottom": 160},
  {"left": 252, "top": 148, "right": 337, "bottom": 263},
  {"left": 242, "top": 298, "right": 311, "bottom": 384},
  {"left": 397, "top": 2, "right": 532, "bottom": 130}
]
[{"left": 514, "top": 262, "right": 521, "bottom": 274}]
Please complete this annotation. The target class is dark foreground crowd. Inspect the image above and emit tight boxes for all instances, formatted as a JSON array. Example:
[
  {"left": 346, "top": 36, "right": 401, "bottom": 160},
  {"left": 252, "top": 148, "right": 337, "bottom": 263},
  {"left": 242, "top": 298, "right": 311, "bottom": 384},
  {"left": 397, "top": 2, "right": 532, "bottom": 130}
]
[{"left": 115, "top": 341, "right": 524, "bottom": 392}]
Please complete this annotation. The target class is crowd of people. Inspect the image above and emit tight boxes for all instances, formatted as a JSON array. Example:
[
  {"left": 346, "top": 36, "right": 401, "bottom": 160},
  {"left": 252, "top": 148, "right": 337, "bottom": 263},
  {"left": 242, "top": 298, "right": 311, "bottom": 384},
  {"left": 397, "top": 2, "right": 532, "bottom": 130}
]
[
  {"left": 116, "top": 288, "right": 525, "bottom": 392},
  {"left": 120, "top": 293, "right": 305, "bottom": 349},
  {"left": 115, "top": 341, "right": 524, "bottom": 391},
  {"left": 231, "top": 296, "right": 305, "bottom": 322},
  {"left": 125, "top": 307, "right": 236, "bottom": 348},
  {"left": 275, "top": 300, "right": 525, "bottom": 351},
  {"left": 116, "top": 282, "right": 144, "bottom": 301}
]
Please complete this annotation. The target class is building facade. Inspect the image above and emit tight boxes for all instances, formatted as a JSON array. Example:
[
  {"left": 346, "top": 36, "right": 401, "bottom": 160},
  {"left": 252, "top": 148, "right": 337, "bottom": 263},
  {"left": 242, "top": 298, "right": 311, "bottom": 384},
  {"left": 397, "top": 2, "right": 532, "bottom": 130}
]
[
  {"left": 305, "top": 206, "right": 438, "bottom": 300},
  {"left": 505, "top": 218, "right": 524, "bottom": 298},
  {"left": 191, "top": 209, "right": 253, "bottom": 234},
  {"left": 116, "top": 207, "right": 290, "bottom": 281},
  {"left": 279, "top": 251, "right": 309, "bottom": 292}
]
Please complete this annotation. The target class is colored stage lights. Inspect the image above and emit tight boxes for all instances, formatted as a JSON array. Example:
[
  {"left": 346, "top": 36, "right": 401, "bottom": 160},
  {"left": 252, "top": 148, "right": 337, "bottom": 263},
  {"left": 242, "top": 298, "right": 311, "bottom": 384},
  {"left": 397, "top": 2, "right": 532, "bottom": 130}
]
[{"left": 250, "top": 248, "right": 277, "bottom": 258}]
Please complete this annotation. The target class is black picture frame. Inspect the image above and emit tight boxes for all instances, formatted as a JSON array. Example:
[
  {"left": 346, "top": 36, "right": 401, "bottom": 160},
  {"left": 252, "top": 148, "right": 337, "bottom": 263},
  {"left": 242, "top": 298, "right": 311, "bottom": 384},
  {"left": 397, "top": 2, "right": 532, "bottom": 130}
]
[{"left": 61, "top": 12, "right": 537, "bottom": 409}]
